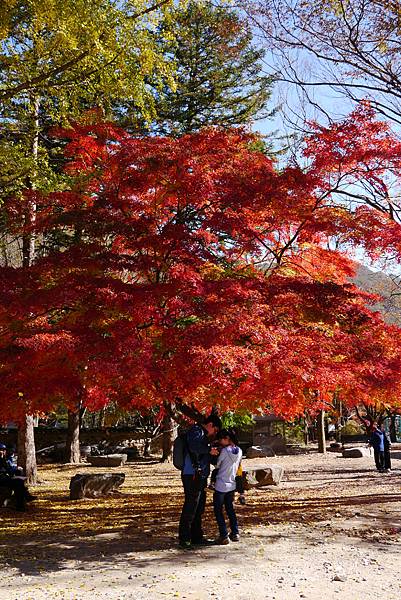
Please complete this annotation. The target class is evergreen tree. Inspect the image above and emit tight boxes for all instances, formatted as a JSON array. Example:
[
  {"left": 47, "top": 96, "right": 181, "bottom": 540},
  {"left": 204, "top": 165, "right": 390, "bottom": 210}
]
[{"left": 117, "top": 1, "right": 274, "bottom": 135}]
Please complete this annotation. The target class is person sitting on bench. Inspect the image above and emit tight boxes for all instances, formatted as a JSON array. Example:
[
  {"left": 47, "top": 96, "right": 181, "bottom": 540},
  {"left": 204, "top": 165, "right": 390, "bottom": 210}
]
[
  {"left": 6, "top": 446, "right": 23, "bottom": 476},
  {"left": 0, "top": 443, "right": 35, "bottom": 511}
]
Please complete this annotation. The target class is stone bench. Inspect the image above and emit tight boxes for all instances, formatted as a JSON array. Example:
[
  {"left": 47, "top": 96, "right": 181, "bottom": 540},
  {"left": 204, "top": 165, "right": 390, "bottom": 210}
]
[
  {"left": 242, "top": 464, "right": 284, "bottom": 489},
  {"left": 246, "top": 445, "right": 276, "bottom": 458},
  {"left": 86, "top": 454, "right": 127, "bottom": 467},
  {"left": 342, "top": 447, "right": 371, "bottom": 458},
  {"left": 69, "top": 472, "right": 126, "bottom": 500}
]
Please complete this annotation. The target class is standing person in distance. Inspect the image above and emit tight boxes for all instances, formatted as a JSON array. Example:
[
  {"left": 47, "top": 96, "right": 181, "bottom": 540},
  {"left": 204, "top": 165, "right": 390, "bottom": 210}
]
[
  {"left": 381, "top": 423, "right": 392, "bottom": 472},
  {"left": 178, "top": 414, "right": 222, "bottom": 550},
  {"left": 213, "top": 428, "right": 242, "bottom": 545},
  {"left": 368, "top": 422, "right": 385, "bottom": 472}
]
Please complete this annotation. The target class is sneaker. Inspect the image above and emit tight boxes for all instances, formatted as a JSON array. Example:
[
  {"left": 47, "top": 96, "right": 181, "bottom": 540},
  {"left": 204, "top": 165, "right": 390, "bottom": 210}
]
[
  {"left": 178, "top": 541, "right": 193, "bottom": 550},
  {"left": 215, "top": 536, "right": 229, "bottom": 545},
  {"left": 229, "top": 533, "right": 240, "bottom": 542},
  {"left": 192, "top": 538, "right": 215, "bottom": 546}
]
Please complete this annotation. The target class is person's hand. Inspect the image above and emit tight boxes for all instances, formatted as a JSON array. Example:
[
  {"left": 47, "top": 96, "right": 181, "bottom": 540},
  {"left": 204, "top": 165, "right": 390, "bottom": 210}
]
[{"left": 210, "top": 447, "right": 219, "bottom": 456}]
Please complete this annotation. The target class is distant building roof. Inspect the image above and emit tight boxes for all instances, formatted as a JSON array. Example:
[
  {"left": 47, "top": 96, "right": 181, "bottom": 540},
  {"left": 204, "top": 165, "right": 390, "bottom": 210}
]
[{"left": 254, "top": 415, "right": 285, "bottom": 423}]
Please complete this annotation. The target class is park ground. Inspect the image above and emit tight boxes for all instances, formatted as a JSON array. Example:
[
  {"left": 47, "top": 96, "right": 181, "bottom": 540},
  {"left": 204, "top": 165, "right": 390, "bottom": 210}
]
[{"left": 0, "top": 449, "right": 400, "bottom": 600}]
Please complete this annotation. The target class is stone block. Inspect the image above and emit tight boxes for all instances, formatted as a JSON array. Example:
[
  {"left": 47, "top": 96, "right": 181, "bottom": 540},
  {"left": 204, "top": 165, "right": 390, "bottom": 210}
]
[
  {"left": 87, "top": 454, "right": 127, "bottom": 467},
  {"left": 342, "top": 447, "right": 371, "bottom": 458},
  {"left": 242, "top": 464, "right": 284, "bottom": 489},
  {"left": 69, "top": 472, "right": 125, "bottom": 500},
  {"left": 246, "top": 445, "right": 276, "bottom": 458}
]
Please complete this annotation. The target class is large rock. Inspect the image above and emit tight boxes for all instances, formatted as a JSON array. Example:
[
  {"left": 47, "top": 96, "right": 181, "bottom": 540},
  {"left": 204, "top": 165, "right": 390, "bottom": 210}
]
[
  {"left": 328, "top": 442, "right": 342, "bottom": 453},
  {"left": 342, "top": 447, "right": 371, "bottom": 458},
  {"left": 242, "top": 464, "right": 284, "bottom": 489},
  {"left": 253, "top": 433, "right": 287, "bottom": 453},
  {"left": 69, "top": 472, "right": 125, "bottom": 500},
  {"left": 246, "top": 445, "right": 276, "bottom": 459},
  {"left": 87, "top": 454, "right": 127, "bottom": 467}
]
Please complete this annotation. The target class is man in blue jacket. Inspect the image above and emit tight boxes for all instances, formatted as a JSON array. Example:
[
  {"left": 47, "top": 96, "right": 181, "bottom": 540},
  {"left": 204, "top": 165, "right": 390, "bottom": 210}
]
[
  {"left": 178, "top": 414, "right": 222, "bottom": 549},
  {"left": 368, "top": 423, "right": 385, "bottom": 472}
]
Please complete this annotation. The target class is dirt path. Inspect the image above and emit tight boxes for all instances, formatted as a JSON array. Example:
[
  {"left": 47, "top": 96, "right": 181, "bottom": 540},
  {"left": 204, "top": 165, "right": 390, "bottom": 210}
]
[{"left": 1, "top": 450, "right": 400, "bottom": 600}]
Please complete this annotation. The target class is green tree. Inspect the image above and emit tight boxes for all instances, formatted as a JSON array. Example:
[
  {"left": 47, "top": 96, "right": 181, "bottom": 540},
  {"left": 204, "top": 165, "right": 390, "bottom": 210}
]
[
  {"left": 118, "top": 1, "right": 274, "bottom": 135},
  {"left": 0, "top": 1, "right": 176, "bottom": 200},
  {"left": 0, "top": 0, "right": 176, "bottom": 479},
  {"left": 0, "top": 1, "right": 174, "bottom": 106}
]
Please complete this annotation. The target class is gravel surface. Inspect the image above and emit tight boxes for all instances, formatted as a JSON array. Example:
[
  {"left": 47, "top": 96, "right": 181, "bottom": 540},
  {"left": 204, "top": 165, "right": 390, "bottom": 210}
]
[{"left": 1, "top": 448, "right": 400, "bottom": 600}]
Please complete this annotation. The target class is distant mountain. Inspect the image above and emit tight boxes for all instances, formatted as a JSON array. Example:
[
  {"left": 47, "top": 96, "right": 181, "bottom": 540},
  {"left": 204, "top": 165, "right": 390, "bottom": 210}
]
[{"left": 353, "top": 264, "right": 401, "bottom": 325}]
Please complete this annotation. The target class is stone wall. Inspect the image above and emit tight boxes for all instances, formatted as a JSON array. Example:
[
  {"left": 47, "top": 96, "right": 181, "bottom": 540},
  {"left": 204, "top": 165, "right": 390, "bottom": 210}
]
[{"left": 0, "top": 428, "right": 163, "bottom": 456}]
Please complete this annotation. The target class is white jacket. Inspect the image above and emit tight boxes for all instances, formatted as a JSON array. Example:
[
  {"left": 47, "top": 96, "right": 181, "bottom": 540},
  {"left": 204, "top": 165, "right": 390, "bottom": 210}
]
[{"left": 215, "top": 445, "right": 242, "bottom": 493}]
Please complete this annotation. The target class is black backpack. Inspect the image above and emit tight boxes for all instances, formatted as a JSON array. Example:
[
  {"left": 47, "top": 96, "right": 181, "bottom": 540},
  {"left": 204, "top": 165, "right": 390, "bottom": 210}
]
[
  {"left": 172, "top": 431, "right": 187, "bottom": 470},
  {"left": 172, "top": 426, "right": 200, "bottom": 471}
]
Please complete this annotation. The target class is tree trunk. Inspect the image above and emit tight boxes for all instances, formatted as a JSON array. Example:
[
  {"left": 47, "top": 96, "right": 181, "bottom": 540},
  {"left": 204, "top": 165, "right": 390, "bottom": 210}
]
[
  {"left": 335, "top": 398, "right": 343, "bottom": 443},
  {"left": 18, "top": 415, "right": 37, "bottom": 484},
  {"left": 16, "top": 100, "right": 40, "bottom": 485},
  {"left": 65, "top": 409, "right": 81, "bottom": 463},
  {"left": 303, "top": 418, "right": 309, "bottom": 446},
  {"left": 160, "top": 413, "right": 177, "bottom": 462},
  {"left": 143, "top": 438, "right": 151, "bottom": 457},
  {"left": 317, "top": 410, "right": 326, "bottom": 454},
  {"left": 22, "top": 95, "right": 40, "bottom": 268},
  {"left": 389, "top": 414, "right": 397, "bottom": 443}
]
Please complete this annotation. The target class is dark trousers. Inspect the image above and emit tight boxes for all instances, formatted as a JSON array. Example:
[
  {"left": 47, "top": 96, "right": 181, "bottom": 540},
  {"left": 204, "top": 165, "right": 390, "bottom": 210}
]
[
  {"left": 179, "top": 475, "right": 207, "bottom": 543},
  {"left": 213, "top": 490, "right": 238, "bottom": 538},
  {"left": 235, "top": 475, "right": 244, "bottom": 494},
  {"left": 384, "top": 448, "right": 392, "bottom": 470},
  {"left": 373, "top": 449, "right": 385, "bottom": 471},
  {"left": 0, "top": 477, "right": 27, "bottom": 510}
]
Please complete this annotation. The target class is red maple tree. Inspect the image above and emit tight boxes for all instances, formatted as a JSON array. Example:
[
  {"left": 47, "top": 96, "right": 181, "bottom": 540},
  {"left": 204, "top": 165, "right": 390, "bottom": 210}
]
[{"left": 1, "top": 107, "right": 401, "bottom": 423}]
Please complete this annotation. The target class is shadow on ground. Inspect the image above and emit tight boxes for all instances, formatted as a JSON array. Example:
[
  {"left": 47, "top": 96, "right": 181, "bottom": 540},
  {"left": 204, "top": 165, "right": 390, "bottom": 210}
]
[{"left": 0, "top": 459, "right": 400, "bottom": 577}]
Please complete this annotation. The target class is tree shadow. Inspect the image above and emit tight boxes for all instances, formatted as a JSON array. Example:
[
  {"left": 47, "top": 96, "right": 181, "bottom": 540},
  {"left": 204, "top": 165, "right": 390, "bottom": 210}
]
[{"left": 1, "top": 460, "right": 400, "bottom": 578}]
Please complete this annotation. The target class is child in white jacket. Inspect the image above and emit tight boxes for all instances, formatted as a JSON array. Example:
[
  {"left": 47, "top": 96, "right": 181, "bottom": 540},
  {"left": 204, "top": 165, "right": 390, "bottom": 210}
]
[{"left": 213, "top": 429, "right": 242, "bottom": 544}]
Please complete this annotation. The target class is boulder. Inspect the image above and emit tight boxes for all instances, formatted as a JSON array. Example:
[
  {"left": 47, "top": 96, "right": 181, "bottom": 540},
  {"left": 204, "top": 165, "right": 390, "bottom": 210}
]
[
  {"left": 246, "top": 445, "right": 276, "bottom": 459},
  {"left": 342, "top": 447, "right": 371, "bottom": 458},
  {"left": 242, "top": 464, "right": 284, "bottom": 489},
  {"left": 69, "top": 472, "right": 125, "bottom": 500},
  {"left": 328, "top": 442, "right": 342, "bottom": 452},
  {"left": 87, "top": 454, "right": 127, "bottom": 467},
  {"left": 253, "top": 433, "right": 287, "bottom": 453}
]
